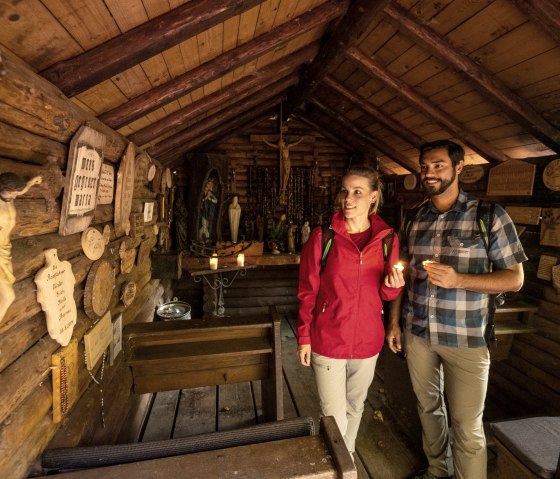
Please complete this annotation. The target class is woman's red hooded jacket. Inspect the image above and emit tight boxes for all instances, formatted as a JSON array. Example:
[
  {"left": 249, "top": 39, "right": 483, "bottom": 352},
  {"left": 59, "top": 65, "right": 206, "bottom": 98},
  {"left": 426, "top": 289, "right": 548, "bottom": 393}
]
[{"left": 297, "top": 210, "right": 402, "bottom": 359}]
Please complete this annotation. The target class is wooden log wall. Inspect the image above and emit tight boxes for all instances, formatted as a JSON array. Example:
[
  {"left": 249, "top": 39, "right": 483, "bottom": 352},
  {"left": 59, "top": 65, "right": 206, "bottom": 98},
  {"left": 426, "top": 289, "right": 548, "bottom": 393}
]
[
  {"left": 386, "top": 155, "right": 560, "bottom": 420},
  {"left": 0, "top": 47, "right": 168, "bottom": 478}
]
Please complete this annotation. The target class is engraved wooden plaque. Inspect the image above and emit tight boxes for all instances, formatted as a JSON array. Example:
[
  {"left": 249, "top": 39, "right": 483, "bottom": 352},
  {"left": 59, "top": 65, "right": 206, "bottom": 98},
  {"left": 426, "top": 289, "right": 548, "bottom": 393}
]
[
  {"left": 144, "top": 202, "right": 154, "bottom": 222},
  {"left": 84, "top": 311, "right": 112, "bottom": 370},
  {"left": 537, "top": 254, "right": 558, "bottom": 281},
  {"left": 84, "top": 260, "right": 115, "bottom": 319},
  {"left": 459, "top": 165, "right": 485, "bottom": 184},
  {"left": 81, "top": 227, "right": 105, "bottom": 260},
  {"left": 553, "top": 264, "right": 560, "bottom": 291},
  {"left": 97, "top": 163, "right": 114, "bottom": 205},
  {"left": 543, "top": 159, "right": 560, "bottom": 191},
  {"left": 130, "top": 213, "right": 144, "bottom": 239},
  {"left": 505, "top": 206, "right": 542, "bottom": 225},
  {"left": 52, "top": 339, "right": 79, "bottom": 423},
  {"left": 35, "top": 249, "right": 77, "bottom": 347},
  {"left": 59, "top": 126, "right": 106, "bottom": 236},
  {"left": 486, "top": 159, "right": 535, "bottom": 196},
  {"left": 110, "top": 313, "right": 123, "bottom": 366},
  {"left": 541, "top": 208, "right": 560, "bottom": 247},
  {"left": 120, "top": 281, "right": 137, "bottom": 307},
  {"left": 120, "top": 238, "right": 137, "bottom": 274},
  {"left": 114, "top": 142, "right": 135, "bottom": 237},
  {"left": 147, "top": 164, "right": 156, "bottom": 181}
]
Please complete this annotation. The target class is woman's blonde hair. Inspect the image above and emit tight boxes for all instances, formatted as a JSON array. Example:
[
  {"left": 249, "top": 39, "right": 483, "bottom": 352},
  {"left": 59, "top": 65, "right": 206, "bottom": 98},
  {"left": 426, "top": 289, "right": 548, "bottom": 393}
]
[{"left": 342, "top": 164, "right": 383, "bottom": 214}]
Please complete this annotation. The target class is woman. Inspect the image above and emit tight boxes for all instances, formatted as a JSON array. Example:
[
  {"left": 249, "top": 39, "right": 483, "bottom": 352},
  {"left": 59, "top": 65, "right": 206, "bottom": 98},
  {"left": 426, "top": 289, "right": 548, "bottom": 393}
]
[{"left": 297, "top": 165, "right": 404, "bottom": 455}]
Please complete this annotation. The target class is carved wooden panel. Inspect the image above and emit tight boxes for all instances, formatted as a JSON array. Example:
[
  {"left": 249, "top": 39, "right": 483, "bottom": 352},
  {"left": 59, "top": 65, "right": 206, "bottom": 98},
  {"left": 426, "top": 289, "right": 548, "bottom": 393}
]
[
  {"left": 84, "top": 260, "right": 115, "bottom": 319},
  {"left": 81, "top": 227, "right": 106, "bottom": 260},
  {"left": 114, "top": 142, "right": 135, "bottom": 237},
  {"left": 486, "top": 159, "right": 535, "bottom": 196},
  {"left": 505, "top": 206, "right": 542, "bottom": 225}
]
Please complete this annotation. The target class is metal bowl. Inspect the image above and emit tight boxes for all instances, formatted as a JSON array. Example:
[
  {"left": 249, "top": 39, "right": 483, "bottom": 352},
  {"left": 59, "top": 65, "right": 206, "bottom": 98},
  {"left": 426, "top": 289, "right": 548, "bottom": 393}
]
[{"left": 156, "top": 297, "right": 191, "bottom": 320}]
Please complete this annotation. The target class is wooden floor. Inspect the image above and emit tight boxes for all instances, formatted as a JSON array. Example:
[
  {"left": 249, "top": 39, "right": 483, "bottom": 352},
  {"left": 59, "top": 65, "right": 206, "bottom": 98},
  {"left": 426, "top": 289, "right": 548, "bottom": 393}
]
[{"left": 137, "top": 314, "right": 498, "bottom": 479}]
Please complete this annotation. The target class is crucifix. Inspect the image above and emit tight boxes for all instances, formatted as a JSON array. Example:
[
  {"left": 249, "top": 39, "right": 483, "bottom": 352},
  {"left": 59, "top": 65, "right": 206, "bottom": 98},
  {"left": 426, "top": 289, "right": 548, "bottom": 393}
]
[{"left": 262, "top": 106, "right": 303, "bottom": 205}]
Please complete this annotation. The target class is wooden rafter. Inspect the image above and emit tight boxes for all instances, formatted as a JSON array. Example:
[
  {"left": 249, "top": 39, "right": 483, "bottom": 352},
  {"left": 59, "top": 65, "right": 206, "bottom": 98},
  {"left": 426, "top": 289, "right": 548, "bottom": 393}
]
[
  {"left": 286, "top": 0, "right": 391, "bottom": 116},
  {"left": 40, "top": 0, "right": 264, "bottom": 97},
  {"left": 345, "top": 47, "right": 511, "bottom": 163},
  {"left": 385, "top": 2, "right": 560, "bottom": 154},
  {"left": 148, "top": 75, "right": 297, "bottom": 158},
  {"left": 510, "top": 0, "right": 560, "bottom": 46},
  {"left": 129, "top": 43, "right": 320, "bottom": 147},
  {"left": 294, "top": 113, "right": 362, "bottom": 152},
  {"left": 309, "top": 97, "right": 414, "bottom": 171},
  {"left": 98, "top": 0, "right": 345, "bottom": 129},
  {"left": 322, "top": 75, "right": 425, "bottom": 149}
]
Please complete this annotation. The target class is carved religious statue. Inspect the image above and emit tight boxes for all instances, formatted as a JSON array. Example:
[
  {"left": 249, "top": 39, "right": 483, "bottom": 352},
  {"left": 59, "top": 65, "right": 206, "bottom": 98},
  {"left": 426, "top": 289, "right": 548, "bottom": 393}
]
[
  {"left": 301, "top": 220, "right": 311, "bottom": 245},
  {"left": 0, "top": 173, "right": 42, "bottom": 321},
  {"left": 199, "top": 177, "right": 218, "bottom": 243},
  {"left": 263, "top": 134, "right": 304, "bottom": 205},
  {"left": 228, "top": 195, "right": 241, "bottom": 243}
]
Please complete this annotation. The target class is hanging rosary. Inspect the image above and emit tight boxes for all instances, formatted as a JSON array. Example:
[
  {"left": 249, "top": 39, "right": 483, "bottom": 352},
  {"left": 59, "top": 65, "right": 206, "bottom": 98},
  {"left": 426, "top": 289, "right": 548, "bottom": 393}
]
[{"left": 84, "top": 349, "right": 106, "bottom": 428}]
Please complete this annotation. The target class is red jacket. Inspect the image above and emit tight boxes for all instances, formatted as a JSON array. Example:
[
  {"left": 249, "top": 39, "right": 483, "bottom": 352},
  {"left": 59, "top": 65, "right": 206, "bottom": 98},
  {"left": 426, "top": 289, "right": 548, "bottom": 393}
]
[{"left": 297, "top": 211, "right": 402, "bottom": 359}]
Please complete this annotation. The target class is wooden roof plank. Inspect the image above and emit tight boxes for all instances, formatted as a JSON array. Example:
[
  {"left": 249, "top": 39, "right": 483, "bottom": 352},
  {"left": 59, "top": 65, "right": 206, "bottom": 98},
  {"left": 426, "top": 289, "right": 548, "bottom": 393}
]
[{"left": 510, "top": 0, "right": 560, "bottom": 46}]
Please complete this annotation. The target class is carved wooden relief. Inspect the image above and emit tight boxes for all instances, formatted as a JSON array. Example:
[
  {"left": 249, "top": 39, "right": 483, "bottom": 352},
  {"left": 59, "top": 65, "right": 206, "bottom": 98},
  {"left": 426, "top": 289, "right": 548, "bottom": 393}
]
[
  {"left": 81, "top": 227, "right": 106, "bottom": 260},
  {"left": 541, "top": 208, "right": 560, "bottom": 247},
  {"left": 59, "top": 126, "right": 106, "bottom": 236},
  {"left": 114, "top": 142, "right": 135, "bottom": 237},
  {"left": 84, "top": 260, "right": 115, "bottom": 319},
  {"left": 120, "top": 281, "right": 136, "bottom": 307},
  {"left": 119, "top": 238, "right": 137, "bottom": 274},
  {"left": 486, "top": 159, "right": 535, "bottom": 196}
]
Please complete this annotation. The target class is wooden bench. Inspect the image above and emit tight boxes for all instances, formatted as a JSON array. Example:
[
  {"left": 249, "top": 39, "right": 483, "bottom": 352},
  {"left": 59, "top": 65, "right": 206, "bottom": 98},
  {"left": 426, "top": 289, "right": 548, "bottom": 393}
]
[
  {"left": 123, "top": 305, "right": 283, "bottom": 422},
  {"left": 492, "top": 299, "right": 539, "bottom": 360}
]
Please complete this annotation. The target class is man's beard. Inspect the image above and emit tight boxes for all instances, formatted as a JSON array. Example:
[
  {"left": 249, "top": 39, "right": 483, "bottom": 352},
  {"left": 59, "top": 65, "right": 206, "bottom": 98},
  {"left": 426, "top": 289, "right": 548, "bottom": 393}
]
[{"left": 423, "top": 169, "right": 456, "bottom": 197}]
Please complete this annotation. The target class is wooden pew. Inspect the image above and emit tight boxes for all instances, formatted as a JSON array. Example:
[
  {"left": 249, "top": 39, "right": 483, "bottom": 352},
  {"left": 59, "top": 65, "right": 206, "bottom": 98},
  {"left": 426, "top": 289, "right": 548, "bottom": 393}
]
[{"left": 123, "top": 305, "right": 283, "bottom": 421}]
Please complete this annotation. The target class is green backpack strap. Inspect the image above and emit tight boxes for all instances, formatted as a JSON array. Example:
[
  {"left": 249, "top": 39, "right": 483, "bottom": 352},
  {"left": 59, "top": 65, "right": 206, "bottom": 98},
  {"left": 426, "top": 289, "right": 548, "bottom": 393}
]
[
  {"left": 320, "top": 224, "right": 334, "bottom": 275},
  {"left": 382, "top": 232, "right": 394, "bottom": 266}
]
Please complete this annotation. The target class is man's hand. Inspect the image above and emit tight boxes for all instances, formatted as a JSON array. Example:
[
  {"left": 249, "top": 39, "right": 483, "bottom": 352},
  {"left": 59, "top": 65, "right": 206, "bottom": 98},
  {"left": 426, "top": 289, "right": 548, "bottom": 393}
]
[
  {"left": 385, "top": 324, "right": 402, "bottom": 354},
  {"left": 297, "top": 344, "right": 311, "bottom": 366},
  {"left": 423, "top": 261, "right": 460, "bottom": 289}
]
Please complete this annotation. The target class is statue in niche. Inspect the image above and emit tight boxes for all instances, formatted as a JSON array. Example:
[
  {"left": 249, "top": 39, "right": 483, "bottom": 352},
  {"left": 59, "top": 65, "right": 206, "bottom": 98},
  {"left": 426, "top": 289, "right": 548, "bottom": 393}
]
[
  {"left": 263, "top": 135, "right": 304, "bottom": 205},
  {"left": 0, "top": 173, "right": 42, "bottom": 321},
  {"left": 198, "top": 175, "right": 219, "bottom": 244},
  {"left": 228, "top": 195, "right": 242, "bottom": 243},
  {"left": 287, "top": 223, "right": 297, "bottom": 254},
  {"left": 301, "top": 220, "right": 311, "bottom": 246}
]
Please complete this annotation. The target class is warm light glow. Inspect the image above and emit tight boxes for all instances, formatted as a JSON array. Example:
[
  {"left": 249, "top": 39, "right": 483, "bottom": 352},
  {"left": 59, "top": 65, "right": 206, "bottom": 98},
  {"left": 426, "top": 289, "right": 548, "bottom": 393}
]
[
  {"left": 394, "top": 262, "right": 404, "bottom": 272},
  {"left": 237, "top": 253, "right": 245, "bottom": 267},
  {"left": 209, "top": 254, "right": 218, "bottom": 270}
]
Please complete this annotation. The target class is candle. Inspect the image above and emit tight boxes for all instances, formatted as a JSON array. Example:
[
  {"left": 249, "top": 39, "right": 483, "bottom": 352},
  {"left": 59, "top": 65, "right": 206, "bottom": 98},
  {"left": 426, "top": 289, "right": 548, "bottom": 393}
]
[
  {"left": 209, "top": 254, "right": 218, "bottom": 270},
  {"left": 393, "top": 262, "right": 404, "bottom": 272},
  {"left": 237, "top": 253, "right": 245, "bottom": 267}
]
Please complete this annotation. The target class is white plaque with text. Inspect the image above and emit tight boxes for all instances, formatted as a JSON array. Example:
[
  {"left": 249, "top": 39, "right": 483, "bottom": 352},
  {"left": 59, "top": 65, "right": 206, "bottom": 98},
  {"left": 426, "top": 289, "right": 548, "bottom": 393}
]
[
  {"left": 84, "top": 311, "right": 112, "bottom": 370},
  {"left": 97, "top": 163, "right": 114, "bottom": 205}
]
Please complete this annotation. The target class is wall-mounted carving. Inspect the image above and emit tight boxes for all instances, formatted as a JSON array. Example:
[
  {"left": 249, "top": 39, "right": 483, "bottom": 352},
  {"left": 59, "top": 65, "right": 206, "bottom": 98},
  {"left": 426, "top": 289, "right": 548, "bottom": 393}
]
[
  {"left": 84, "top": 260, "right": 115, "bottom": 320},
  {"left": 114, "top": 142, "right": 135, "bottom": 237}
]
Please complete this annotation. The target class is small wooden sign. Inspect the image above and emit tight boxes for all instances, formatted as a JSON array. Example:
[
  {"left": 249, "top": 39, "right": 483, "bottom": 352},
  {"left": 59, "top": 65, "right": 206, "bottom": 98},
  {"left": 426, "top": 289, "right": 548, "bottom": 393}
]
[
  {"left": 543, "top": 159, "right": 560, "bottom": 191},
  {"left": 144, "top": 202, "right": 154, "bottom": 222},
  {"left": 486, "top": 159, "right": 535, "bottom": 196},
  {"left": 537, "top": 254, "right": 558, "bottom": 281},
  {"left": 81, "top": 227, "right": 105, "bottom": 260},
  {"left": 52, "top": 340, "right": 79, "bottom": 423},
  {"left": 35, "top": 249, "right": 77, "bottom": 347},
  {"left": 165, "top": 168, "right": 173, "bottom": 189},
  {"left": 119, "top": 238, "right": 137, "bottom": 274},
  {"left": 114, "top": 142, "right": 135, "bottom": 237},
  {"left": 97, "top": 163, "right": 114, "bottom": 205},
  {"left": 110, "top": 313, "right": 123, "bottom": 366},
  {"left": 541, "top": 208, "right": 560, "bottom": 247},
  {"left": 84, "top": 311, "right": 112, "bottom": 370},
  {"left": 505, "top": 206, "right": 542, "bottom": 225},
  {"left": 130, "top": 212, "right": 144, "bottom": 239},
  {"left": 84, "top": 260, "right": 115, "bottom": 319},
  {"left": 459, "top": 164, "right": 485, "bottom": 184},
  {"left": 553, "top": 264, "right": 560, "bottom": 291},
  {"left": 59, "top": 126, "right": 106, "bottom": 236},
  {"left": 120, "top": 281, "right": 137, "bottom": 307}
]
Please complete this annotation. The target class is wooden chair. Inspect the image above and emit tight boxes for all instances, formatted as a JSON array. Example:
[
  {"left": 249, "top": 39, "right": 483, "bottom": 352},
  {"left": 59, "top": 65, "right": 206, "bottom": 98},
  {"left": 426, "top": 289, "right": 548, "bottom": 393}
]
[
  {"left": 123, "top": 304, "right": 283, "bottom": 422},
  {"left": 489, "top": 416, "right": 560, "bottom": 479}
]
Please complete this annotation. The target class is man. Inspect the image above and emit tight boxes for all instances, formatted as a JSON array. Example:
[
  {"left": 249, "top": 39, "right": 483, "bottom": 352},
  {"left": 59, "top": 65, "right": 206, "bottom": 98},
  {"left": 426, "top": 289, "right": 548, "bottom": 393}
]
[
  {"left": 0, "top": 173, "right": 42, "bottom": 321},
  {"left": 386, "top": 140, "right": 526, "bottom": 479}
]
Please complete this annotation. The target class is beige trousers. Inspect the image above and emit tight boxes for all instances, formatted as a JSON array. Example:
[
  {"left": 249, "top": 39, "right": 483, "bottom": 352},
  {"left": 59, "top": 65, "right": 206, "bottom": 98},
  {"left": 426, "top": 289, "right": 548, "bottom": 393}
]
[
  {"left": 311, "top": 352, "right": 378, "bottom": 453},
  {"left": 405, "top": 331, "right": 490, "bottom": 479}
]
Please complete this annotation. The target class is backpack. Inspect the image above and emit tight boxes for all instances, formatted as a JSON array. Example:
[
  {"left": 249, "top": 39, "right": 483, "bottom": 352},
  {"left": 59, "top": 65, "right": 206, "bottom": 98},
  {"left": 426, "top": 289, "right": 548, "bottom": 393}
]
[
  {"left": 319, "top": 224, "right": 394, "bottom": 275},
  {"left": 402, "top": 200, "right": 502, "bottom": 347}
]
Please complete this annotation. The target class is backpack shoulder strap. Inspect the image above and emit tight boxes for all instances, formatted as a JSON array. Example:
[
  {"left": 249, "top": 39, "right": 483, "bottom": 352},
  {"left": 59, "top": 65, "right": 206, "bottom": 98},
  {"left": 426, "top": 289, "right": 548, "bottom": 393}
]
[
  {"left": 320, "top": 224, "right": 334, "bottom": 275},
  {"left": 476, "top": 200, "right": 495, "bottom": 253},
  {"left": 401, "top": 199, "right": 429, "bottom": 246},
  {"left": 382, "top": 232, "right": 394, "bottom": 266}
]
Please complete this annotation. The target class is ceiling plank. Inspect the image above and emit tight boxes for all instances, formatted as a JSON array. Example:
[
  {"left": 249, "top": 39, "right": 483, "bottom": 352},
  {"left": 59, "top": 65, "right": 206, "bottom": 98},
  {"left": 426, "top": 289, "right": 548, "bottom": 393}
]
[
  {"left": 385, "top": 2, "right": 560, "bottom": 154},
  {"left": 294, "top": 113, "right": 361, "bottom": 152},
  {"left": 510, "top": 0, "right": 560, "bottom": 46},
  {"left": 148, "top": 75, "right": 297, "bottom": 158},
  {"left": 99, "top": 0, "right": 345, "bottom": 130},
  {"left": 345, "top": 46, "right": 511, "bottom": 163},
  {"left": 286, "top": 0, "right": 392, "bottom": 116},
  {"left": 129, "top": 43, "right": 320, "bottom": 147},
  {"left": 309, "top": 97, "right": 414, "bottom": 171},
  {"left": 322, "top": 75, "right": 425, "bottom": 149},
  {"left": 40, "top": 0, "right": 264, "bottom": 97}
]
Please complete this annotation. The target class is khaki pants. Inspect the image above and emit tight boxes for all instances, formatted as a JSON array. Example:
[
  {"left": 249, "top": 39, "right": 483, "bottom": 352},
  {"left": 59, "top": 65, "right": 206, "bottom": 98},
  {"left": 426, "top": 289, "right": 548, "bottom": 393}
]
[
  {"left": 311, "top": 352, "right": 378, "bottom": 453},
  {"left": 405, "top": 331, "right": 490, "bottom": 479}
]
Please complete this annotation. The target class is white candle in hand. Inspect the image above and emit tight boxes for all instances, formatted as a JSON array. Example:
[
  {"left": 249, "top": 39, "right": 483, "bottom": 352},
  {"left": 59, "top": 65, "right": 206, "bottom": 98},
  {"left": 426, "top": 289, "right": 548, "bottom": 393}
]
[{"left": 393, "top": 262, "right": 404, "bottom": 272}]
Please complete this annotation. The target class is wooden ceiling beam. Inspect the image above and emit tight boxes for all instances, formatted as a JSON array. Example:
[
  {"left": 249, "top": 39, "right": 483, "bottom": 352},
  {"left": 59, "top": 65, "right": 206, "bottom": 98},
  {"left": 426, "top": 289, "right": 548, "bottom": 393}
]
[
  {"left": 322, "top": 75, "right": 425, "bottom": 149},
  {"left": 345, "top": 47, "right": 511, "bottom": 162},
  {"left": 129, "top": 43, "right": 320, "bottom": 147},
  {"left": 286, "top": 0, "right": 391, "bottom": 116},
  {"left": 294, "top": 113, "right": 362, "bottom": 152},
  {"left": 99, "top": 0, "right": 345, "bottom": 129},
  {"left": 510, "top": 0, "right": 560, "bottom": 46},
  {"left": 385, "top": 2, "right": 560, "bottom": 154},
  {"left": 148, "top": 74, "right": 297, "bottom": 158},
  {"left": 160, "top": 103, "right": 281, "bottom": 166},
  {"left": 40, "top": 0, "right": 264, "bottom": 97},
  {"left": 309, "top": 97, "right": 414, "bottom": 171}
]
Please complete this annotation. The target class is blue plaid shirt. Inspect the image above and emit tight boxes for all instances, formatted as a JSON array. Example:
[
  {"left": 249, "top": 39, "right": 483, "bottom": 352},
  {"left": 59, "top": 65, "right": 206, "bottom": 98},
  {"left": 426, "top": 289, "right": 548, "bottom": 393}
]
[{"left": 400, "top": 190, "right": 527, "bottom": 348}]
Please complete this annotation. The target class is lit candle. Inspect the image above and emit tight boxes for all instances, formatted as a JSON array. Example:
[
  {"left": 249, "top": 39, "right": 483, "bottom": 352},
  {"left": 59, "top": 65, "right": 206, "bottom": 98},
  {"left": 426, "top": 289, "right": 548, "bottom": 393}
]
[
  {"left": 237, "top": 253, "right": 245, "bottom": 267},
  {"left": 393, "top": 262, "right": 404, "bottom": 272},
  {"left": 209, "top": 254, "right": 218, "bottom": 270}
]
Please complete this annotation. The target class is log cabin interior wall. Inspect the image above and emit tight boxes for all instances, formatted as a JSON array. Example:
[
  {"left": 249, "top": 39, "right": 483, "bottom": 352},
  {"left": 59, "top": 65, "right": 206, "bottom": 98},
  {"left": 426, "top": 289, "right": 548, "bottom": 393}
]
[{"left": 0, "top": 0, "right": 560, "bottom": 477}]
